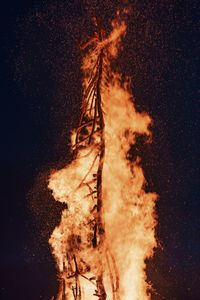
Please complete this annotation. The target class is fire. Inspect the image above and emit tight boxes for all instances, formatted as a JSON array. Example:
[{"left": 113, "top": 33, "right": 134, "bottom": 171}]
[{"left": 48, "top": 13, "right": 157, "bottom": 300}]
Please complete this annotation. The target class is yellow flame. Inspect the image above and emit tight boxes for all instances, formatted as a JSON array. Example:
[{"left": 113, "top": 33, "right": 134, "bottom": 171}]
[{"left": 48, "top": 14, "right": 157, "bottom": 300}]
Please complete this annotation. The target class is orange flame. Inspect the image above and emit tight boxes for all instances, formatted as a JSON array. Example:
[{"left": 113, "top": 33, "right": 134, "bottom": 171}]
[{"left": 48, "top": 13, "right": 157, "bottom": 300}]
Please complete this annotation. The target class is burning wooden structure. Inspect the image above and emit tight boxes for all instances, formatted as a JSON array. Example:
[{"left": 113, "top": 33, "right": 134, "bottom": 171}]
[{"left": 49, "top": 13, "right": 157, "bottom": 300}]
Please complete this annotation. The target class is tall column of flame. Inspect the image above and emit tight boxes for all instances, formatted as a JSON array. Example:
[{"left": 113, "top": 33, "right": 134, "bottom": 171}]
[{"left": 48, "top": 15, "right": 157, "bottom": 300}]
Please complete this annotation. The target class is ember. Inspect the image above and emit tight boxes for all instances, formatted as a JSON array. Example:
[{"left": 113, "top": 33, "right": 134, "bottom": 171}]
[{"left": 48, "top": 12, "right": 157, "bottom": 300}]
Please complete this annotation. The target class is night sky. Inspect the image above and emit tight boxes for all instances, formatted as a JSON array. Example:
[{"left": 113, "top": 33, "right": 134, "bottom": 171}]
[{"left": 1, "top": 1, "right": 199, "bottom": 299}]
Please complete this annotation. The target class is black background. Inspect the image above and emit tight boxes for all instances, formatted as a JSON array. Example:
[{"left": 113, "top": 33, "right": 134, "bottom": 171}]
[{"left": 0, "top": 1, "right": 199, "bottom": 299}]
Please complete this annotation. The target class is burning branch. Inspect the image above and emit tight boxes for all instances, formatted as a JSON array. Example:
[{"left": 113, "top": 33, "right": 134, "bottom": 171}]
[{"left": 75, "top": 17, "right": 107, "bottom": 300}]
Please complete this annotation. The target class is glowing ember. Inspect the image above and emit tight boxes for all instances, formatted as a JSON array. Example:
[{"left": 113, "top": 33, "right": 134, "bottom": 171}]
[{"left": 48, "top": 13, "right": 157, "bottom": 300}]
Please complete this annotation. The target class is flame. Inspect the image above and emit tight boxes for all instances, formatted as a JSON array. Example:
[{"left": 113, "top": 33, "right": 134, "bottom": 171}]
[{"left": 48, "top": 13, "right": 157, "bottom": 300}]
